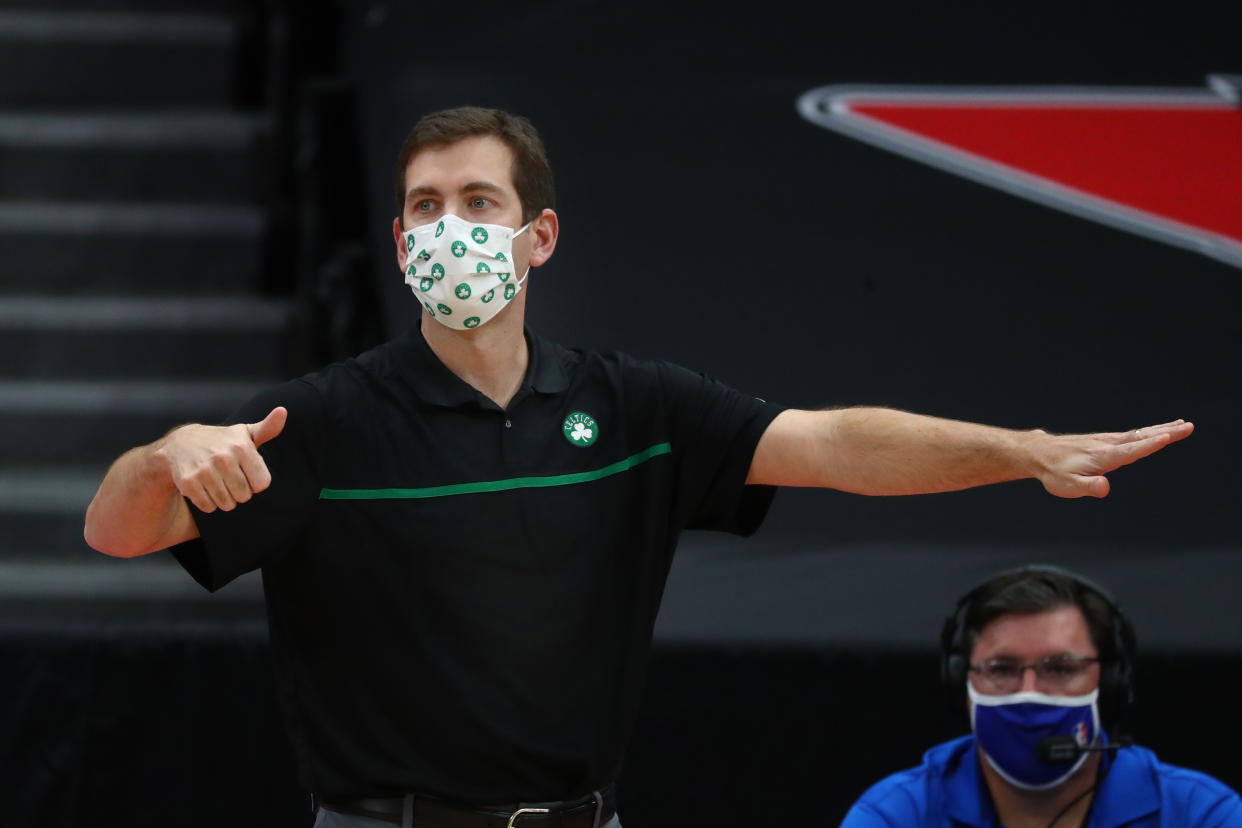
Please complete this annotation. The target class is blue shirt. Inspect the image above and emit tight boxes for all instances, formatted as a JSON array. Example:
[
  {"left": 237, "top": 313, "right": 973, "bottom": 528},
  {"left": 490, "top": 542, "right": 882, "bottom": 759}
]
[{"left": 841, "top": 735, "right": 1242, "bottom": 827}]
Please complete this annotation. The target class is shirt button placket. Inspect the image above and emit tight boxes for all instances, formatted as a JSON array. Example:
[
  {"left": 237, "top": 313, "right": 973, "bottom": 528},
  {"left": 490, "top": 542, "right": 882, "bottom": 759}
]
[{"left": 499, "top": 415, "right": 515, "bottom": 470}]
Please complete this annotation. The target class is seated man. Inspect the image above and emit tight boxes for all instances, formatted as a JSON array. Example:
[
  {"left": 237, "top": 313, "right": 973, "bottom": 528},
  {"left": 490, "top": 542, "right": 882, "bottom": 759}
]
[{"left": 841, "top": 566, "right": 1241, "bottom": 827}]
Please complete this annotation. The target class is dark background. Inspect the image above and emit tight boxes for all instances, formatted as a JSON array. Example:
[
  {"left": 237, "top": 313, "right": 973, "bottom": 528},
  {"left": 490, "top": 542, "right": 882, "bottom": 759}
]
[
  {"left": 350, "top": 0, "right": 1240, "bottom": 551},
  {"left": 2, "top": 1, "right": 1239, "bottom": 826},
  {"left": 350, "top": 0, "right": 1242, "bottom": 820}
]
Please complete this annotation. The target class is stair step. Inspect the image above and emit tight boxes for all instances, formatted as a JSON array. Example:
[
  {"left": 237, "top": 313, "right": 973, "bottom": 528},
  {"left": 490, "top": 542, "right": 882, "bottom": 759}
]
[
  {"left": 0, "top": 111, "right": 270, "bottom": 202},
  {"left": 0, "top": 466, "right": 101, "bottom": 561},
  {"left": 0, "top": 0, "right": 246, "bottom": 12},
  {"left": 0, "top": 200, "right": 266, "bottom": 294},
  {"left": 0, "top": 11, "right": 242, "bottom": 108},
  {"left": 0, "top": 296, "right": 292, "bottom": 379},
  {"left": 0, "top": 379, "right": 271, "bottom": 464},
  {"left": 0, "top": 559, "right": 264, "bottom": 605}
]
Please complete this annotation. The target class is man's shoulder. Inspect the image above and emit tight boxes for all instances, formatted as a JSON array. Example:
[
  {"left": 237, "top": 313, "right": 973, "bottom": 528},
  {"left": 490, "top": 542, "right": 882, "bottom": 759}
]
[
  {"left": 289, "top": 335, "right": 418, "bottom": 402},
  {"left": 1132, "top": 745, "right": 1242, "bottom": 815},
  {"left": 841, "top": 736, "right": 974, "bottom": 827},
  {"left": 530, "top": 334, "right": 686, "bottom": 385},
  {"left": 1105, "top": 744, "right": 1242, "bottom": 825}
]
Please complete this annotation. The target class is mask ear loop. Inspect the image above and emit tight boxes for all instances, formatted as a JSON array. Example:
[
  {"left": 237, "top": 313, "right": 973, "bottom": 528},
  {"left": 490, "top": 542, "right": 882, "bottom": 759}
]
[{"left": 512, "top": 220, "right": 534, "bottom": 287}]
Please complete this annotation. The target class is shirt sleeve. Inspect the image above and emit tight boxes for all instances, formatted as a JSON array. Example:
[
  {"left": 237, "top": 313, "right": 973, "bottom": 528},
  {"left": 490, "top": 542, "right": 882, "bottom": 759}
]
[
  {"left": 1189, "top": 781, "right": 1242, "bottom": 827},
  {"left": 169, "top": 378, "right": 325, "bottom": 592},
  {"left": 838, "top": 802, "right": 898, "bottom": 828},
  {"left": 654, "top": 361, "right": 784, "bottom": 535}
]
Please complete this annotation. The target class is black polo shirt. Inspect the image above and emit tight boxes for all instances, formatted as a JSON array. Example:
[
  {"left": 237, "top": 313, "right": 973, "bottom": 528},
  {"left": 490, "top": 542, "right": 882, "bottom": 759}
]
[{"left": 172, "top": 327, "right": 783, "bottom": 804}]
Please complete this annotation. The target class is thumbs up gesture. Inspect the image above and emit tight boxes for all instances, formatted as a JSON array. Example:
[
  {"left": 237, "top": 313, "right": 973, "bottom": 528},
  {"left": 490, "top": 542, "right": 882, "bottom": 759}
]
[{"left": 156, "top": 407, "right": 288, "bottom": 513}]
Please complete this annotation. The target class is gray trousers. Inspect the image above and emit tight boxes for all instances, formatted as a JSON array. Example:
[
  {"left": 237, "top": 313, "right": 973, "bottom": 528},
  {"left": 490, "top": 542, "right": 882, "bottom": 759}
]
[{"left": 313, "top": 806, "right": 622, "bottom": 828}]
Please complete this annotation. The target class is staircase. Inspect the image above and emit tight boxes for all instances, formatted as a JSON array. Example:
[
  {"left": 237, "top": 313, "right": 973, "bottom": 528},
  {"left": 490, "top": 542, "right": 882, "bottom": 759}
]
[{"left": 0, "top": 1, "right": 293, "bottom": 612}]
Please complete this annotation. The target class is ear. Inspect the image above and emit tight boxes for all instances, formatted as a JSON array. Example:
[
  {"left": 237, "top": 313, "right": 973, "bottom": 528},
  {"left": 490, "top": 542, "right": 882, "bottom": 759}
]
[
  {"left": 527, "top": 208, "right": 559, "bottom": 268},
  {"left": 391, "top": 217, "right": 408, "bottom": 272}
]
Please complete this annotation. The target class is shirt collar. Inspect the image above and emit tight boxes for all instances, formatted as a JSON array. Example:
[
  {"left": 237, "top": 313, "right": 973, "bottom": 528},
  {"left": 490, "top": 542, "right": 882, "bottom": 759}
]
[
  {"left": 944, "top": 737, "right": 1159, "bottom": 828},
  {"left": 944, "top": 738, "right": 1000, "bottom": 827},
  {"left": 395, "top": 325, "right": 569, "bottom": 409},
  {"left": 1087, "top": 747, "right": 1159, "bottom": 826}
]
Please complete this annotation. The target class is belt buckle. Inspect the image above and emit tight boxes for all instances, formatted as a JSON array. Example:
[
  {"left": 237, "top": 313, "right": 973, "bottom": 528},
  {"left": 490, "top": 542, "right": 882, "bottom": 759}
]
[{"left": 505, "top": 807, "right": 550, "bottom": 828}]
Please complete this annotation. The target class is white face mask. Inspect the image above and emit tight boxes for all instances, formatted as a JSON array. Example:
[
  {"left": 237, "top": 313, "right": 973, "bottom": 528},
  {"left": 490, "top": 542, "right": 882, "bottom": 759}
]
[{"left": 402, "top": 214, "right": 531, "bottom": 330}]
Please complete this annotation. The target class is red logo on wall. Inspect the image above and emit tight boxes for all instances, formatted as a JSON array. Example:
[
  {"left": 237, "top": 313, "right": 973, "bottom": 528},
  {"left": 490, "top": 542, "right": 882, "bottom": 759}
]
[{"left": 798, "top": 77, "right": 1242, "bottom": 268}]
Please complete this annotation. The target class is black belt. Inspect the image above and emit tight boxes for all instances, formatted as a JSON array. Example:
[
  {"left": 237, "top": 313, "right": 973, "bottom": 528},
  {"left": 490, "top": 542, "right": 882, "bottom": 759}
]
[{"left": 318, "top": 787, "right": 616, "bottom": 828}]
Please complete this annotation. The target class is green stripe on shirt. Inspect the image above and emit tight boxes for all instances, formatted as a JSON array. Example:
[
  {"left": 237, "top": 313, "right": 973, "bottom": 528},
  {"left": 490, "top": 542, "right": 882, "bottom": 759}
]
[{"left": 319, "top": 442, "right": 672, "bottom": 501}]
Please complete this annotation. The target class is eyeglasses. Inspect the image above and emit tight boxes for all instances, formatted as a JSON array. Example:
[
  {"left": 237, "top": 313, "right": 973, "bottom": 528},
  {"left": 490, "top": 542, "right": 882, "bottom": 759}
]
[{"left": 968, "top": 655, "right": 1100, "bottom": 694}]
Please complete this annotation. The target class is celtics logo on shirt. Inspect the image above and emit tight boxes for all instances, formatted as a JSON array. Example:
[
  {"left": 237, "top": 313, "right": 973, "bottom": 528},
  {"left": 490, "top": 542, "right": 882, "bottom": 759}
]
[
  {"left": 406, "top": 235, "right": 414, "bottom": 252},
  {"left": 562, "top": 412, "right": 598, "bottom": 447},
  {"left": 495, "top": 252, "right": 507, "bottom": 262},
  {"left": 471, "top": 227, "right": 488, "bottom": 244},
  {"left": 504, "top": 283, "right": 516, "bottom": 300},
  {"left": 463, "top": 317, "right": 481, "bottom": 328},
  {"left": 437, "top": 303, "right": 452, "bottom": 315},
  {"left": 476, "top": 262, "right": 491, "bottom": 273},
  {"left": 435, "top": 221, "right": 445, "bottom": 238},
  {"left": 481, "top": 288, "right": 495, "bottom": 303},
  {"left": 417, "top": 249, "right": 431, "bottom": 262},
  {"left": 455, "top": 283, "right": 472, "bottom": 300},
  {"left": 451, "top": 241, "right": 467, "bottom": 258},
  {"left": 406, "top": 264, "right": 417, "bottom": 277},
  {"left": 419, "top": 277, "right": 434, "bottom": 292},
  {"left": 432, "top": 263, "right": 445, "bottom": 280}
]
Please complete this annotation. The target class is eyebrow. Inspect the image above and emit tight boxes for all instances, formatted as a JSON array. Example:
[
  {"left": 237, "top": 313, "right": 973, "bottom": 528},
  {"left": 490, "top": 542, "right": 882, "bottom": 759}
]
[
  {"left": 461, "top": 180, "right": 505, "bottom": 194},
  {"left": 404, "top": 180, "right": 506, "bottom": 202}
]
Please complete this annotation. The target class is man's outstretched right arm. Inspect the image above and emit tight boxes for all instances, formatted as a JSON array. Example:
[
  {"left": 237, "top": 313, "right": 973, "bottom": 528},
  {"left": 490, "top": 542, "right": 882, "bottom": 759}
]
[{"left": 84, "top": 407, "right": 287, "bottom": 558}]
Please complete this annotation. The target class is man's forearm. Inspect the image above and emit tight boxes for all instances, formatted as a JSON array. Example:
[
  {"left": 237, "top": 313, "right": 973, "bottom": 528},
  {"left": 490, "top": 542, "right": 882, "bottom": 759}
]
[
  {"left": 748, "top": 407, "right": 1189, "bottom": 498},
  {"left": 85, "top": 408, "right": 285, "bottom": 556},
  {"left": 84, "top": 437, "right": 192, "bottom": 558},
  {"left": 819, "top": 407, "right": 1043, "bottom": 496},
  {"left": 796, "top": 407, "right": 1043, "bottom": 495}
]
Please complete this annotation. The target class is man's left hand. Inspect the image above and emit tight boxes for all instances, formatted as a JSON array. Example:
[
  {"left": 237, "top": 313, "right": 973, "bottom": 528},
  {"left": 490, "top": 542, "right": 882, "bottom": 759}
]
[{"left": 1034, "top": 420, "right": 1194, "bottom": 498}]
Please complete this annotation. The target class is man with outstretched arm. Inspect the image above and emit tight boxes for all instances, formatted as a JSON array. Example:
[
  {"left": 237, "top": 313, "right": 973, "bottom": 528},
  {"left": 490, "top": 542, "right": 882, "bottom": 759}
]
[{"left": 85, "top": 106, "right": 1191, "bottom": 828}]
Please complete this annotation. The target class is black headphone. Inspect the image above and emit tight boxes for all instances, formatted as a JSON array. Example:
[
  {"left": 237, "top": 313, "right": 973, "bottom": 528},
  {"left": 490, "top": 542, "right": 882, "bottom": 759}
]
[{"left": 940, "top": 564, "right": 1137, "bottom": 735}]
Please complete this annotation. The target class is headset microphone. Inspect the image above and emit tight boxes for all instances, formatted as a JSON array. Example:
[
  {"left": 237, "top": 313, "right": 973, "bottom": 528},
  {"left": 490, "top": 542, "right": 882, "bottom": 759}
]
[{"left": 1036, "top": 735, "right": 1124, "bottom": 765}]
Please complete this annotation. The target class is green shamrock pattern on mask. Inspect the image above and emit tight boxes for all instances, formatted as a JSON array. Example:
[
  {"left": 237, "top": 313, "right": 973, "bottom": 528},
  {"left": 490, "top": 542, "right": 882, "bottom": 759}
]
[{"left": 407, "top": 217, "right": 526, "bottom": 330}]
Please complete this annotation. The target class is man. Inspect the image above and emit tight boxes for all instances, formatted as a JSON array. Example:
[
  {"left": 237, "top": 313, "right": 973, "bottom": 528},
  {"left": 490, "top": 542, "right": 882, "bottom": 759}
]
[
  {"left": 85, "top": 107, "right": 1192, "bottom": 828},
  {"left": 840, "top": 566, "right": 1242, "bottom": 827}
]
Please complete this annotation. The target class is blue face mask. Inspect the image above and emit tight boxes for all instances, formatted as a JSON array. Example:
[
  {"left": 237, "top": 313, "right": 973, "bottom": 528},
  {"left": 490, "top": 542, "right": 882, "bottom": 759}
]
[{"left": 969, "top": 685, "right": 1100, "bottom": 790}]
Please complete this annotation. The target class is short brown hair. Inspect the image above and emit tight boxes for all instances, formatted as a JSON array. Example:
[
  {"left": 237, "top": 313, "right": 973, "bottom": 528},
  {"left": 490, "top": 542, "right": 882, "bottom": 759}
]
[
  {"left": 393, "top": 106, "right": 555, "bottom": 224},
  {"left": 963, "top": 568, "right": 1119, "bottom": 663}
]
